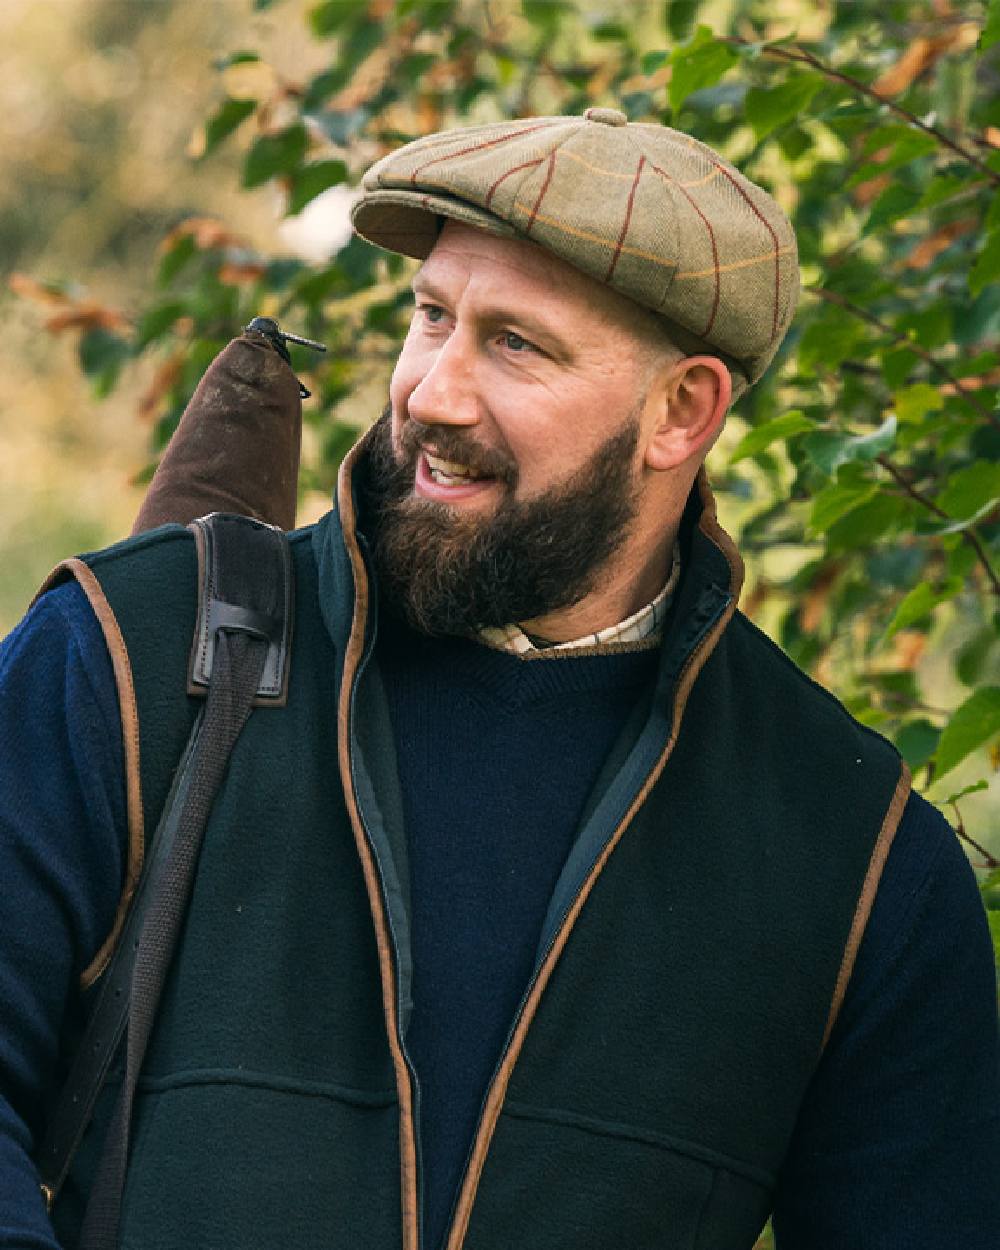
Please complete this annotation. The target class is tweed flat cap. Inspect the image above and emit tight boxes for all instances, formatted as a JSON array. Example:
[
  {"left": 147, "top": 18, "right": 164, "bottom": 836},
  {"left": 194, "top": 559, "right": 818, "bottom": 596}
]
[{"left": 351, "top": 108, "right": 799, "bottom": 396}]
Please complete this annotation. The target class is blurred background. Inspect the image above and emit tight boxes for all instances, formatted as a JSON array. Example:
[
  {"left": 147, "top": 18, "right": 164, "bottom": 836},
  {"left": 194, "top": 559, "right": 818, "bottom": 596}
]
[
  {"left": 0, "top": 0, "right": 323, "bottom": 622},
  {"left": 2, "top": 0, "right": 999, "bottom": 857}
]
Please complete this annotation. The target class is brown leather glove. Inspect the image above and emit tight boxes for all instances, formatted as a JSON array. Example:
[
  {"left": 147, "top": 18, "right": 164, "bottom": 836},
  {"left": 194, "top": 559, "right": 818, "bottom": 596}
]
[{"left": 132, "top": 325, "right": 305, "bottom": 535}]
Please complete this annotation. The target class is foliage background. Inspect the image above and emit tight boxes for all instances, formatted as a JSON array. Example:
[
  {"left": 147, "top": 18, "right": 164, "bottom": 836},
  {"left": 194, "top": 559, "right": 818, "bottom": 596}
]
[{"left": 3, "top": 0, "right": 1000, "bottom": 937}]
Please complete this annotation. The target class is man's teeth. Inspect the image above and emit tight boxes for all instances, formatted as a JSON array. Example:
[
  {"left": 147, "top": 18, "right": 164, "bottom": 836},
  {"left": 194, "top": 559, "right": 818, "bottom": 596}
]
[{"left": 425, "top": 452, "right": 487, "bottom": 485}]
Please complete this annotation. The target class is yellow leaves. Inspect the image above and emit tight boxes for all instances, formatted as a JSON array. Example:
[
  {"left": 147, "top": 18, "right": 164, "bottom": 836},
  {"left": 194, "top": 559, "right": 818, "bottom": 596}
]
[
  {"left": 218, "top": 260, "right": 268, "bottom": 286},
  {"left": 159, "top": 217, "right": 249, "bottom": 254},
  {"left": 221, "top": 59, "right": 277, "bottom": 103},
  {"left": 137, "top": 351, "right": 185, "bottom": 423},
  {"left": 872, "top": 24, "right": 980, "bottom": 97},
  {"left": 7, "top": 273, "right": 130, "bottom": 336},
  {"left": 800, "top": 562, "right": 842, "bottom": 634},
  {"left": 905, "top": 218, "right": 977, "bottom": 269}
]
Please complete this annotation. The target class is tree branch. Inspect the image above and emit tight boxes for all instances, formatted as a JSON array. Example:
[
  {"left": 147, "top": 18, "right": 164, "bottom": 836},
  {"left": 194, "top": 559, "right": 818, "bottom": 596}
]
[
  {"left": 948, "top": 802, "right": 1000, "bottom": 869},
  {"left": 809, "top": 286, "right": 1000, "bottom": 432},
  {"left": 876, "top": 455, "right": 1000, "bottom": 597},
  {"left": 725, "top": 37, "right": 1000, "bottom": 188}
]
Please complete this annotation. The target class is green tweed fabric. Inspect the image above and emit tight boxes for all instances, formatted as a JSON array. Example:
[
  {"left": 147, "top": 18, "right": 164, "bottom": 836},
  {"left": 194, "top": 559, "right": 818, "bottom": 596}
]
[{"left": 351, "top": 109, "right": 800, "bottom": 394}]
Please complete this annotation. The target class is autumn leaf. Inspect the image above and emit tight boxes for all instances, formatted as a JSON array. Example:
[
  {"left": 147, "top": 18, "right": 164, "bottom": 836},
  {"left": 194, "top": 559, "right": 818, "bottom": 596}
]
[
  {"left": 160, "top": 217, "right": 250, "bottom": 253},
  {"left": 137, "top": 351, "right": 185, "bottom": 422},
  {"left": 873, "top": 24, "right": 980, "bottom": 96}
]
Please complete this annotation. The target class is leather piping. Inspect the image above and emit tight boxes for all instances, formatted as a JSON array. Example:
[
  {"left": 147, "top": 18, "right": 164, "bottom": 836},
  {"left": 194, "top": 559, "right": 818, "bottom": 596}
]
[
  {"left": 33, "top": 559, "right": 145, "bottom": 990},
  {"left": 444, "top": 466, "right": 743, "bottom": 1250},
  {"left": 334, "top": 442, "right": 420, "bottom": 1250},
  {"left": 820, "top": 760, "right": 911, "bottom": 1050}
]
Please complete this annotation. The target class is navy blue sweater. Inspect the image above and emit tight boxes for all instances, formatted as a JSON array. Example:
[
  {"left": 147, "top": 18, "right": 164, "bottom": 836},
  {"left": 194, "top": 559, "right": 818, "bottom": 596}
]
[
  {"left": 377, "top": 609, "right": 662, "bottom": 1249},
  {"left": 0, "top": 583, "right": 998, "bottom": 1249}
]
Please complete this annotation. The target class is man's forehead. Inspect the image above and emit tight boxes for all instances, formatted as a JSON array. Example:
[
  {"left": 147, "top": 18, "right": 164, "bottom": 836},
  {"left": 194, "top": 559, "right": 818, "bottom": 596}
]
[
  {"left": 415, "top": 221, "right": 575, "bottom": 291},
  {"left": 413, "top": 220, "right": 661, "bottom": 344}
]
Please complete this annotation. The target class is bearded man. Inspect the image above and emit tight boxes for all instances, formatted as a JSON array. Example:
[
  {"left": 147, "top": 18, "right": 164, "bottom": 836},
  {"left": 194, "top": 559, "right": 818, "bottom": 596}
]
[{"left": 1, "top": 109, "right": 997, "bottom": 1250}]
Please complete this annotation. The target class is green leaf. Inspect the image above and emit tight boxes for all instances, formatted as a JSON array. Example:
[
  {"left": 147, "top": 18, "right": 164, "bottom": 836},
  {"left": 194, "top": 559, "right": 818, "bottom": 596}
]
[
  {"left": 642, "top": 49, "right": 670, "bottom": 73},
  {"left": 730, "top": 410, "right": 814, "bottom": 462},
  {"left": 936, "top": 460, "right": 1000, "bottom": 522},
  {"left": 956, "top": 627, "right": 995, "bottom": 686},
  {"left": 777, "top": 125, "right": 810, "bottom": 161},
  {"left": 969, "top": 229, "right": 1000, "bottom": 298},
  {"left": 987, "top": 911, "right": 1000, "bottom": 964},
  {"left": 135, "top": 300, "right": 187, "bottom": 350},
  {"left": 879, "top": 347, "right": 919, "bottom": 389},
  {"left": 523, "top": 0, "right": 569, "bottom": 35},
  {"left": 590, "top": 20, "right": 630, "bottom": 42},
  {"left": 213, "top": 50, "right": 261, "bottom": 70},
  {"left": 745, "top": 74, "right": 822, "bottom": 141},
  {"left": 935, "top": 687, "right": 1000, "bottom": 779},
  {"left": 157, "top": 233, "right": 197, "bottom": 286},
  {"left": 825, "top": 492, "right": 907, "bottom": 552},
  {"left": 286, "top": 159, "right": 348, "bottom": 215},
  {"left": 895, "top": 719, "right": 940, "bottom": 771},
  {"left": 309, "top": 0, "right": 368, "bottom": 36},
  {"left": 980, "top": 0, "right": 1000, "bottom": 51},
  {"left": 946, "top": 538, "right": 978, "bottom": 581},
  {"left": 982, "top": 869, "right": 1000, "bottom": 920},
  {"left": 803, "top": 416, "right": 897, "bottom": 476},
  {"left": 859, "top": 126, "right": 938, "bottom": 170},
  {"left": 398, "top": 52, "right": 438, "bottom": 85},
  {"left": 808, "top": 480, "right": 879, "bottom": 534},
  {"left": 201, "top": 98, "right": 257, "bottom": 159},
  {"left": 78, "top": 328, "right": 130, "bottom": 398},
  {"left": 893, "top": 382, "right": 944, "bottom": 424},
  {"left": 950, "top": 350, "right": 999, "bottom": 378},
  {"left": 863, "top": 183, "right": 922, "bottom": 235},
  {"left": 944, "top": 779, "right": 990, "bottom": 805},
  {"left": 917, "top": 173, "right": 973, "bottom": 210},
  {"left": 897, "top": 303, "right": 952, "bottom": 350},
  {"left": 665, "top": 0, "right": 698, "bottom": 42},
  {"left": 797, "top": 308, "right": 864, "bottom": 374},
  {"left": 243, "top": 124, "right": 308, "bottom": 188},
  {"left": 885, "top": 577, "right": 962, "bottom": 639},
  {"left": 916, "top": 497, "right": 1000, "bottom": 537},
  {"left": 668, "top": 26, "right": 738, "bottom": 112}
]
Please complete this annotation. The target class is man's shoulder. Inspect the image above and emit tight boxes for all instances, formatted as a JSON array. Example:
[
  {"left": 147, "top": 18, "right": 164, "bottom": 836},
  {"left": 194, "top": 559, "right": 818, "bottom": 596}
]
[
  {"left": 76, "top": 516, "right": 321, "bottom": 605},
  {"left": 727, "top": 606, "right": 889, "bottom": 728},
  {"left": 712, "top": 606, "right": 905, "bottom": 786}
]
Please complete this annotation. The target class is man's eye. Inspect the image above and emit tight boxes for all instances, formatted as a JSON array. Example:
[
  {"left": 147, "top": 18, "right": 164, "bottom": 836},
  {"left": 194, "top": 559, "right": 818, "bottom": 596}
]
[
  {"left": 502, "top": 331, "right": 533, "bottom": 353},
  {"left": 418, "top": 304, "right": 446, "bottom": 324}
]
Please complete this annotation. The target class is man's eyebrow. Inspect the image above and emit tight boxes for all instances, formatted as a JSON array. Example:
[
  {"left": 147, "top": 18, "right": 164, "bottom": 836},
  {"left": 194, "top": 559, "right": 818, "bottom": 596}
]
[{"left": 410, "top": 274, "right": 573, "bottom": 355}]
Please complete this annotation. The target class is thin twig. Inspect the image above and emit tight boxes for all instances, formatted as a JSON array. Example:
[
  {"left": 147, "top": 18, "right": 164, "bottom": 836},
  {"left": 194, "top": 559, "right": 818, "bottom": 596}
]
[
  {"left": 725, "top": 37, "right": 1000, "bottom": 188},
  {"left": 949, "top": 805, "right": 1000, "bottom": 869},
  {"left": 876, "top": 455, "right": 1000, "bottom": 597},
  {"left": 810, "top": 287, "right": 1000, "bottom": 432}
]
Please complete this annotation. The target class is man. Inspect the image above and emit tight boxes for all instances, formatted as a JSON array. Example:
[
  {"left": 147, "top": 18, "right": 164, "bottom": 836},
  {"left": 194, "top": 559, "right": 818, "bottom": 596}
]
[{"left": 1, "top": 109, "right": 997, "bottom": 1250}]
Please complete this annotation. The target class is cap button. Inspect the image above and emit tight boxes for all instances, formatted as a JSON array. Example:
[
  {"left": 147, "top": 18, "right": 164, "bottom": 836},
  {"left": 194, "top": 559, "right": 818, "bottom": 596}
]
[{"left": 583, "top": 107, "right": 627, "bottom": 127}]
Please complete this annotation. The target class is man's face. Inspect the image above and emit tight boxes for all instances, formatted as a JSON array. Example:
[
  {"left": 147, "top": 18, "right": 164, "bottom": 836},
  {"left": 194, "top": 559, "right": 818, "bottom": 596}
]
[
  {"left": 368, "top": 222, "right": 668, "bottom": 635},
  {"left": 388, "top": 221, "right": 663, "bottom": 512}
]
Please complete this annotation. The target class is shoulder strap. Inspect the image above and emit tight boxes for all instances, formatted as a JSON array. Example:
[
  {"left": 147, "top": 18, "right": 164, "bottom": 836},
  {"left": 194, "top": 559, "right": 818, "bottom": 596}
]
[{"left": 36, "top": 515, "right": 293, "bottom": 1232}]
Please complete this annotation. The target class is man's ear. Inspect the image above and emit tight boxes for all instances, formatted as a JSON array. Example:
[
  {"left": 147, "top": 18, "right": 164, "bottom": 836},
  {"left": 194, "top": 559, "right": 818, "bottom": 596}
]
[{"left": 643, "top": 355, "right": 732, "bottom": 472}]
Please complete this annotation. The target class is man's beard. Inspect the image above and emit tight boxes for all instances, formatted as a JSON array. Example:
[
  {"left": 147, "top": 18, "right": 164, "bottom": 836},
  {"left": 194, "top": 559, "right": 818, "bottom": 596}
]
[{"left": 361, "top": 406, "right": 641, "bottom": 637}]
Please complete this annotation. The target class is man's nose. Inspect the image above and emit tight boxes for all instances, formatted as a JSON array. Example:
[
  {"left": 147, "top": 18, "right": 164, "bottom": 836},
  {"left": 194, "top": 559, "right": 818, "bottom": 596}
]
[{"left": 405, "top": 332, "right": 481, "bottom": 428}]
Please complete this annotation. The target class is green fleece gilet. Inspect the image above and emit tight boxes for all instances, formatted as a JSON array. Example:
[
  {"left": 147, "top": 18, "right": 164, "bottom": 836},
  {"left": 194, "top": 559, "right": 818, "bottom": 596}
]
[{"left": 53, "top": 476, "right": 907, "bottom": 1250}]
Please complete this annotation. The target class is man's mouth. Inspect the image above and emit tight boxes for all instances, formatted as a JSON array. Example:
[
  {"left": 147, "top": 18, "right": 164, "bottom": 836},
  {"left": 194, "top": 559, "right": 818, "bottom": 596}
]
[
  {"left": 424, "top": 451, "right": 491, "bottom": 486},
  {"left": 414, "top": 448, "right": 499, "bottom": 502}
]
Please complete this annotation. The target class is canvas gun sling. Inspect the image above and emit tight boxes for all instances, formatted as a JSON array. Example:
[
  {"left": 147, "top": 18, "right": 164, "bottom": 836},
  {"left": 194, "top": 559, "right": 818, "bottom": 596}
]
[{"left": 36, "top": 513, "right": 293, "bottom": 1242}]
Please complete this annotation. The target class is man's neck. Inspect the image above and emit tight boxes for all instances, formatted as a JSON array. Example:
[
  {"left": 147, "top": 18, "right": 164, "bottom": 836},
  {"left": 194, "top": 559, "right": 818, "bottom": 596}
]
[{"left": 517, "top": 532, "right": 677, "bottom": 644}]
